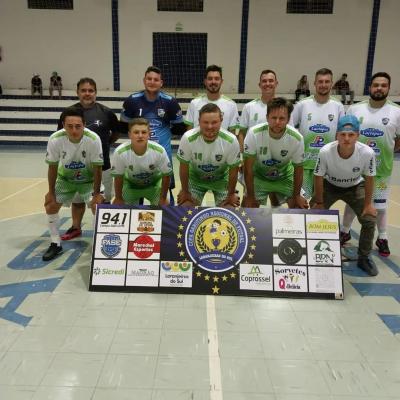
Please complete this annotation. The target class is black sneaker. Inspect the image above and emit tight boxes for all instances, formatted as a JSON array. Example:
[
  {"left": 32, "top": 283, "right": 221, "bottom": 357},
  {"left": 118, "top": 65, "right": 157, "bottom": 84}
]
[
  {"left": 340, "top": 231, "right": 351, "bottom": 246},
  {"left": 357, "top": 257, "right": 378, "bottom": 276},
  {"left": 375, "top": 239, "right": 390, "bottom": 257},
  {"left": 42, "top": 243, "right": 63, "bottom": 261}
]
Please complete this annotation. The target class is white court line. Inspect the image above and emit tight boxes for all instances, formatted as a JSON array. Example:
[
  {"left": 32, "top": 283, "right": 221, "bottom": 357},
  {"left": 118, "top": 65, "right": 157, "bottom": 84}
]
[
  {"left": 0, "top": 211, "right": 43, "bottom": 223},
  {"left": 389, "top": 198, "right": 400, "bottom": 207},
  {"left": 206, "top": 295, "right": 223, "bottom": 400},
  {"left": 0, "top": 179, "right": 45, "bottom": 203}
]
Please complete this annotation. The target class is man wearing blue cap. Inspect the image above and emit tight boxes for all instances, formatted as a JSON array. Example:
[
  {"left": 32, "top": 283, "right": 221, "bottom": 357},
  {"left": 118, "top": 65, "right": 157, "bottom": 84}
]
[{"left": 312, "top": 114, "right": 378, "bottom": 276}]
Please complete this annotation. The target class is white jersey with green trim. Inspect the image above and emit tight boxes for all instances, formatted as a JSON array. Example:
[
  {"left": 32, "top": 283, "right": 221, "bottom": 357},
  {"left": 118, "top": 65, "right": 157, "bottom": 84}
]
[
  {"left": 239, "top": 98, "right": 268, "bottom": 131},
  {"left": 45, "top": 128, "right": 103, "bottom": 183},
  {"left": 177, "top": 127, "right": 241, "bottom": 184},
  {"left": 314, "top": 141, "right": 376, "bottom": 188},
  {"left": 111, "top": 140, "right": 172, "bottom": 187},
  {"left": 184, "top": 94, "right": 239, "bottom": 130},
  {"left": 347, "top": 100, "right": 400, "bottom": 178},
  {"left": 244, "top": 122, "right": 304, "bottom": 180},
  {"left": 290, "top": 96, "right": 345, "bottom": 170}
]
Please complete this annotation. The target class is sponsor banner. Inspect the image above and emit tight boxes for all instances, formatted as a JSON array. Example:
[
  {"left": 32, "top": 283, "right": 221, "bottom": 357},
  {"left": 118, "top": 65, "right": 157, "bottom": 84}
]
[
  {"left": 159, "top": 261, "right": 193, "bottom": 288},
  {"left": 97, "top": 209, "right": 131, "bottom": 233},
  {"left": 273, "top": 238, "right": 307, "bottom": 265},
  {"left": 239, "top": 264, "right": 273, "bottom": 291},
  {"left": 127, "top": 234, "right": 161, "bottom": 260},
  {"left": 272, "top": 213, "right": 305, "bottom": 238},
  {"left": 307, "top": 240, "right": 341, "bottom": 266},
  {"left": 308, "top": 266, "right": 343, "bottom": 295},
  {"left": 92, "top": 259, "right": 126, "bottom": 286},
  {"left": 273, "top": 266, "right": 308, "bottom": 292},
  {"left": 94, "top": 233, "right": 128, "bottom": 259},
  {"left": 126, "top": 260, "right": 159, "bottom": 287},
  {"left": 305, "top": 214, "right": 339, "bottom": 240},
  {"left": 130, "top": 210, "right": 163, "bottom": 234}
]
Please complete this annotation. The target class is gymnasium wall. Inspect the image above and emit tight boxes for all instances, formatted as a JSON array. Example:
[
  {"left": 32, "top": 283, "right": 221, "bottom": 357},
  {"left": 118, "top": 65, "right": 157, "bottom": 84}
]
[{"left": 0, "top": 0, "right": 398, "bottom": 94}]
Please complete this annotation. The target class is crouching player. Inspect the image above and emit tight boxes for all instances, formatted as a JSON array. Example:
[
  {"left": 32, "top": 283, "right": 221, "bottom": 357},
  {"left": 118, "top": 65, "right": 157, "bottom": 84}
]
[
  {"left": 43, "top": 107, "right": 104, "bottom": 261},
  {"left": 177, "top": 103, "right": 241, "bottom": 207},
  {"left": 112, "top": 118, "right": 171, "bottom": 206}
]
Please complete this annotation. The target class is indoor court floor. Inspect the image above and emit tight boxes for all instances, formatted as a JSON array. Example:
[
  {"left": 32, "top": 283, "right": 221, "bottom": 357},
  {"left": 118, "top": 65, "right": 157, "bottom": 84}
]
[{"left": 0, "top": 147, "right": 399, "bottom": 400}]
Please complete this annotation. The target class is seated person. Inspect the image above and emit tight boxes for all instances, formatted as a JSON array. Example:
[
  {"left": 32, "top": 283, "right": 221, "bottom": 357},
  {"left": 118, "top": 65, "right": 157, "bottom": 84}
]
[
  {"left": 177, "top": 103, "right": 240, "bottom": 207},
  {"left": 312, "top": 115, "right": 377, "bottom": 276},
  {"left": 333, "top": 73, "right": 354, "bottom": 104},
  {"left": 31, "top": 73, "right": 42, "bottom": 97},
  {"left": 112, "top": 118, "right": 171, "bottom": 206},
  {"left": 242, "top": 97, "right": 308, "bottom": 209},
  {"left": 295, "top": 75, "right": 310, "bottom": 102},
  {"left": 42, "top": 107, "right": 104, "bottom": 261},
  {"left": 49, "top": 71, "right": 63, "bottom": 99}
]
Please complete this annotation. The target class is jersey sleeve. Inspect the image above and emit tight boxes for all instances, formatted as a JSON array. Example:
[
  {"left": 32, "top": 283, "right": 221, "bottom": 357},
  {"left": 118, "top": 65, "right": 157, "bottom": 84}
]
[
  {"left": 226, "top": 140, "right": 241, "bottom": 168},
  {"left": 111, "top": 151, "right": 126, "bottom": 177},
  {"left": 45, "top": 138, "right": 60, "bottom": 165},
  {"left": 314, "top": 150, "right": 327, "bottom": 176},
  {"left": 243, "top": 129, "right": 257, "bottom": 158},
  {"left": 120, "top": 97, "right": 137, "bottom": 123},
  {"left": 184, "top": 101, "right": 196, "bottom": 126},
  {"left": 289, "top": 102, "right": 302, "bottom": 128},
  {"left": 91, "top": 137, "right": 104, "bottom": 166},
  {"left": 176, "top": 135, "right": 192, "bottom": 164},
  {"left": 239, "top": 103, "right": 250, "bottom": 130},
  {"left": 159, "top": 148, "right": 173, "bottom": 176},
  {"left": 292, "top": 136, "right": 305, "bottom": 166},
  {"left": 107, "top": 109, "right": 121, "bottom": 133},
  {"left": 362, "top": 148, "right": 376, "bottom": 177},
  {"left": 167, "top": 98, "right": 184, "bottom": 124},
  {"left": 226, "top": 102, "right": 240, "bottom": 130}
]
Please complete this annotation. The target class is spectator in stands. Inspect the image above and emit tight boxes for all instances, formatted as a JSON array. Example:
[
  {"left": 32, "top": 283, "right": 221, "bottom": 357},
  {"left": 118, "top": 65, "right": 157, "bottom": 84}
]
[
  {"left": 295, "top": 75, "right": 310, "bottom": 102},
  {"left": 49, "top": 71, "right": 62, "bottom": 99},
  {"left": 31, "top": 73, "right": 42, "bottom": 97},
  {"left": 333, "top": 73, "right": 354, "bottom": 105}
]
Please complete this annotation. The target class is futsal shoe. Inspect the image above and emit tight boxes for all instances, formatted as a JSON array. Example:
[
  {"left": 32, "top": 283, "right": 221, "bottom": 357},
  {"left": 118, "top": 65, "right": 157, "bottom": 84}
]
[
  {"left": 357, "top": 257, "right": 378, "bottom": 276},
  {"left": 339, "top": 231, "right": 351, "bottom": 246},
  {"left": 42, "top": 243, "right": 63, "bottom": 261},
  {"left": 375, "top": 239, "right": 390, "bottom": 257},
  {"left": 61, "top": 227, "right": 82, "bottom": 241}
]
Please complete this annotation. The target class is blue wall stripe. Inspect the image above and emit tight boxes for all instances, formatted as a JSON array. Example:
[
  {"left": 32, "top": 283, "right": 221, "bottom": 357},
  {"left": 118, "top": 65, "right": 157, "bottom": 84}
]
[
  {"left": 363, "top": 0, "right": 381, "bottom": 94},
  {"left": 112, "top": 0, "right": 120, "bottom": 91},
  {"left": 238, "top": 0, "right": 249, "bottom": 93}
]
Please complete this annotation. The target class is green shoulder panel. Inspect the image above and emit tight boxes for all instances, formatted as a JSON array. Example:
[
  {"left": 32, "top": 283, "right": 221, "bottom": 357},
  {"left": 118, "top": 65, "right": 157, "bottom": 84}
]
[
  {"left": 285, "top": 127, "right": 303, "bottom": 142},
  {"left": 148, "top": 142, "right": 164, "bottom": 154},
  {"left": 253, "top": 123, "right": 268, "bottom": 134},
  {"left": 117, "top": 143, "right": 131, "bottom": 154},
  {"left": 188, "top": 131, "right": 201, "bottom": 143},
  {"left": 83, "top": 129, "right": 97, "bottom": 140},
  {"left": 218, "top": 131, "right": 234, "bottom": 143}
]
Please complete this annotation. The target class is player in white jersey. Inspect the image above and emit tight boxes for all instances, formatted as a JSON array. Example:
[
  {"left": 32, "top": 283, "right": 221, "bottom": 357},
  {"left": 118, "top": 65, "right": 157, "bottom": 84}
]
[
  {"left": 243, "top": 97, "right": 308, "bottom": 209},
  {"left": 177, "top": 103, "right": 241, "bottom": 207},
  {"left": 112, "top": 118, "right": 171, "bottom": 206},
  {"left": 341, "top": 72, "right": 400, "bottom": 256},
  {"left": 313, "top": 115, "right": 377, "bottom": 275},
  {"left": 290, "top": 68, "right": 345, "bottom": 199},
  {"left": 184, "top": 65, "right": 239, "bottom": 132},
  {"left": 43, "top": 107, "right": 104, "bottom": 261}
]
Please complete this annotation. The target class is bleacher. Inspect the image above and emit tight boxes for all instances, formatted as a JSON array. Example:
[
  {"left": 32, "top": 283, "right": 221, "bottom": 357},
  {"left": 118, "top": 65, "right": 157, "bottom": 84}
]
[{"left": 1, "top": 89, "right": 397, "bottom": 147}]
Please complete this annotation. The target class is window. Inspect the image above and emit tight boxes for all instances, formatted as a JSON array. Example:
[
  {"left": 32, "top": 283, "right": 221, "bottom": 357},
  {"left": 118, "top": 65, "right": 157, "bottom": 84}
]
[
  {"left": 28, "top": 0, "right": 73, "bottom": 10},
  {"left": 158, "top": 0, "right": 203, "bottom": 12},
  {"left": 287, "top": 0, "right": 333, "bottom": 14}
]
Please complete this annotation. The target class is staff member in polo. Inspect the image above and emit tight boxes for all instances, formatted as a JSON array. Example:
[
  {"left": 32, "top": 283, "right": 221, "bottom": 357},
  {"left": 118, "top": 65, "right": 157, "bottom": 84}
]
[{"left": 312, "top": 114, "right": 378, "bottom": 276}]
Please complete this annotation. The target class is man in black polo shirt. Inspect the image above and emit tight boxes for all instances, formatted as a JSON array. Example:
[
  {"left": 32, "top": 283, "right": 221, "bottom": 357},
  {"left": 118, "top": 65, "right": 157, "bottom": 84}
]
[{"left": 57, "top": 77, "right": 122, "bottom": 240}]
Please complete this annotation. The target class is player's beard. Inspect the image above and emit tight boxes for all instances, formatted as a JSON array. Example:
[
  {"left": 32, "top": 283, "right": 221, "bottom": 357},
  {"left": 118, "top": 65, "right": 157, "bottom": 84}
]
[
  {"left": 207, "top": 84, "right": 221, "bottom": 94},
  {"left": 370, "top": 91, "right": 388, "bottom": 101}
]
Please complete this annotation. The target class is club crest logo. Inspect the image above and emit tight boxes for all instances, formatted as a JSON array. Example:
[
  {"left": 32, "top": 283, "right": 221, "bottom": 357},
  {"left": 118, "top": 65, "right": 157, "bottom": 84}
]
[
  {"left": 328, "top": 114, "right": 334, "bottom": 121},
  {"left": 158, "top": 108, "right": 165, "bottom": 118},
  {"left": 382, "top": 118, "right": 389, "bottom": 125},
  {"left": 101, "top": 234, "right": 122, "bottom": 258},
  {"left": 185, "top": 208, "right": 248, "bottom": 272},
  {"left": 280, "top": 150, "right": 288, "bottom": 157},
  {"left": 215, "top": 154, "right": 223, "bottom": 162}
]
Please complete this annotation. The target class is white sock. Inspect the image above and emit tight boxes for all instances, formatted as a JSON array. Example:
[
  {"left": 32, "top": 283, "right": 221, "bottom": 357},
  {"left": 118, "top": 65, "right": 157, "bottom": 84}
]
[
  {"left": 377, "top": 209, "right": 388, "bottom": 240},
  {"left": 341, "top": 204, "right": 356, "bottom": 233},
  {"left": 47, "top": 213, "right": 61, "bottom": 245}
]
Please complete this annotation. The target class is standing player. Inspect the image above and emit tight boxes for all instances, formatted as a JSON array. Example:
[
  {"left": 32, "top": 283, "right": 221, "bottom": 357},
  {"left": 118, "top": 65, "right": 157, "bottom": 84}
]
[
  {"left": 177, "top": 104, "right": 241, "bottom": 207},
  {"left": 312, "top": 115, "right": 377, "bottom": 275},
  {"left": 120, "top": 66, "right": 186, "bottom": 204},
  {"left": 112, "top": 118, "right": 171, "bottom": 206},
  {"left": 341, "top": 72, "right": 400, "bottom": 256},
  {"left": 57, "top": 77, "right": 121, "bottom": 240},
  {"left": 184, "top": 65, "right": 239, "bottom": 133},
  {"left": 290, "top": 68, "right": 345, "bottom": 199},
  {"left": 243, "top": 98, "right": 307, "bottom": 208},
  {"left": 43, "top": 107, "right": 103, "bottom": 261},
  {"left": 238, "top": 69, "right": 278, "bottom": 150}
]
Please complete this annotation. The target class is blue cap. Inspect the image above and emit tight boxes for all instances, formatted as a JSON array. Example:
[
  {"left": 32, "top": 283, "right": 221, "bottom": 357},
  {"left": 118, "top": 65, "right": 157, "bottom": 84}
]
[{"left": 337, "top": 115, "right": 360, "bottom": 132}]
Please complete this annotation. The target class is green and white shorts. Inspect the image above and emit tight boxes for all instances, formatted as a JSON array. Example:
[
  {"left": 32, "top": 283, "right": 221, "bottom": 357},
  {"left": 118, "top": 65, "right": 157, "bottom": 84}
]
[
  {"left": 253, "top": 174, "right": 293, "bottom": 206},
  {"left": 302, "top": 169, "right": 315, "bottom": 199},
  {"left": 122, "top": 180, "right": 161, "bottom": 205},
  {"left": 189, "top": 179, "right": 228, "bottom": 206},
  {"left": 55, "top": 179, "right": 93, "bottom": 206},
  {"left": 373, "top": 175, "right": 391, "bottom": 210}
]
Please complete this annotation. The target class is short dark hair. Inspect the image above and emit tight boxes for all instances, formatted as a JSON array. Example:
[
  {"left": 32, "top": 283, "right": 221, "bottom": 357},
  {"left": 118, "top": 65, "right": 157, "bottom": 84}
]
[
  {"left": 128, "top": 117, "right": 150, "bottom": 131},
  {"left": 266, "top": 97, "right": 293, "bottom": 118},
  {"left": 199, "top": 103, "right": 222, "bottom": 118},
  {"left": 259, "top": 69, "right": 277, "bottom": 80},
  {"left": 76, "top": 77, "right": 97, "bottom": 91},
  {"left": 370, "top": 71, "right": 391, "bottom": 87},
  {"left": 315, "top": 68, "right": 333, "bottom": 79},
  {"left": 145, "top": 66, "right": 162, "bottom": 77},
  {"left": 61, "top": 107, "right": 85, "bottom": 124},
  {"left": 205, "top": 64, "right": 222, "bottom": 78}
]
